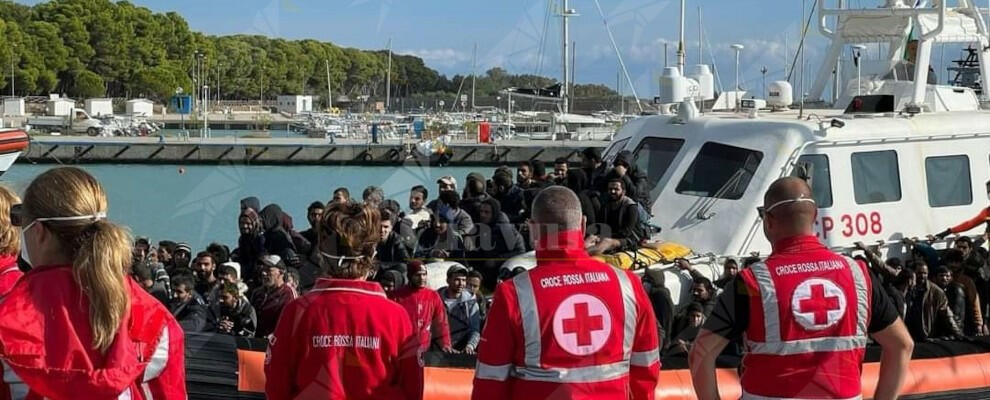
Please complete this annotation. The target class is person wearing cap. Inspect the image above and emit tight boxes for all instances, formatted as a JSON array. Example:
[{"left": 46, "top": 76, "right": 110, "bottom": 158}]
[
  {"left": 427, "top": 176, "right": 457, "bottom": 215},
  {"left": 438, "top": 265, "right": 481, "bottom": 354},
  {"left": 0, "top": 167, "right": 186, "bottom": 399},
  {"left": 249, "top": 254, "right": 298, "bottom": 338},
  {"left": 266, "top": 202, "right": 423, "bottom": 400},
  {"left": 393, "top": 260, "right": 453, "bottom": 353},
  {"left": 172, "top": 242, "right": 193, "bottom": 273}
]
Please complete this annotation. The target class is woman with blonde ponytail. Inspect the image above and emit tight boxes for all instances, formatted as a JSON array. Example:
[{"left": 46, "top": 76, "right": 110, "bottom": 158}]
[
  {"left": 0, "top": 185, "right": 23, "bottom": 295},
  {"left": 0, "top": 167, "right": 186, "bottom": 399}
]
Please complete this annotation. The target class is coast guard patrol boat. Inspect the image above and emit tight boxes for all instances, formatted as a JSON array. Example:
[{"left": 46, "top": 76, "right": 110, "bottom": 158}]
[{"left": 497, "top": 0, "right": 990, "bottom": 306}]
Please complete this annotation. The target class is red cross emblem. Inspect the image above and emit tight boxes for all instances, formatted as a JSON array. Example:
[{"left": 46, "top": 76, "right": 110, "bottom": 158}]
[
  {"left": 791, "top": 278, "right": 847, "bottom": 330},
  {"left": 561, "top": 302, "right": 605, "bottom": 346},
  {"left": 553, "top": 294, "right": 612, "bottom": 355}
]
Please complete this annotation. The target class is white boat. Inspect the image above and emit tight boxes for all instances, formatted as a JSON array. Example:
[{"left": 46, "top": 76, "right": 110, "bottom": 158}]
[{"left": 501, "top": 0, "right": 990, "bottom": 308}]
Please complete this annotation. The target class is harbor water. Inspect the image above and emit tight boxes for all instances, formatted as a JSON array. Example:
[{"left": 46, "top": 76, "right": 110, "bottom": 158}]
[{"left": 2, "top": 163, "right": 478, "bottom": 250}]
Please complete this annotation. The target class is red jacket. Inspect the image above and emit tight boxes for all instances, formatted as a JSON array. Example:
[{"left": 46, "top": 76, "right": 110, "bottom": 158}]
[
  {"left": 737, "top": 235, "right": 871, "bottom": 399},
  {"left": 0, "top": 265, "right": 185, "bottom": 400},
  {"left": 265, "top": 278, "right": 423, "bottom": 400},
  {"left": 950, "top": 207, "right": 990, "bottom": 234},
  {"left": 472, "top": 229, "right": 661, "bottom": 400},
  {"left": 251, "top": 283, "right": 298, "bottom": 338},
  {"left": 0, "top": 255, "right": 22, "bottom": 297},
  {"left": 393, "top": 286, "right": 451, "bottom": 351}
]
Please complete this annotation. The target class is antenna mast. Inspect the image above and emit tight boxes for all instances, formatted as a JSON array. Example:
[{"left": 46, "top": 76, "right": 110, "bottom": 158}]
[{"left": 677, "top": 0, "right": 686, "bottom": 73}]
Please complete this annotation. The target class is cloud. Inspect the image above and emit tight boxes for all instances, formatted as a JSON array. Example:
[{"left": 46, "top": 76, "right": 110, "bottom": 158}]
[{"left": 397, "top": 48, "right": 472, "bottom": 69}]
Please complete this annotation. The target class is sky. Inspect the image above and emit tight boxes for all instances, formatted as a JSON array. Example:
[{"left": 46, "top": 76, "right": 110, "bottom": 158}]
[{"left": 15, "top": 0, "right": 964, "bottom": 98}]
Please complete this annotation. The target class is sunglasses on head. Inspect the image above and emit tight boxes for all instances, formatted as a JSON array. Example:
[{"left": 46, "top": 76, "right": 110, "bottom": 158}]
[{"left": 756, "top": 197, "right": 817, "bottom": 219}]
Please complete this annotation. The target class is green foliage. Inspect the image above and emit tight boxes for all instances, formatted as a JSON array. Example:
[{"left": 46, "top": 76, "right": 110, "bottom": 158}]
[
  {"left": 0, "top": 0, "right": 618, "bottom": 102},
  {"left": 72, "top": 69, "right": 104, "bottom": 98}
]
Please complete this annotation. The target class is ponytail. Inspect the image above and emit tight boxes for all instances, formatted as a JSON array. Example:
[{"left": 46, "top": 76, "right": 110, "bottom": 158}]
[{"left": 72, "top": 219, "right": 132, "bottom": 353}]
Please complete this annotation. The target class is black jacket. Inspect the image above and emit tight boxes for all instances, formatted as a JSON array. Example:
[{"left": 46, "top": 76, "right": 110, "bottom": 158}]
[
  {"left": 377, "top": 231, "right": 411, "bottom": 267},
  {"left": 170, "top": 294, "right": 213, "bottom": 333},
  {"left": 211, "top": 297, "right": 258, "bottom": 337},
  {"left": 599, "top": 196, "right": 644, "bottom": 251}
]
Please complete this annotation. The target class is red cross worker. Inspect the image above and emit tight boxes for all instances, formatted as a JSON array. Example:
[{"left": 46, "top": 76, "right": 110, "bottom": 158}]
[
  {"left": 472, "top": 187, "right": 660, "bottom": 400},
  {"left": 689, "top": 177, "right": 914, "bottom": 400}
]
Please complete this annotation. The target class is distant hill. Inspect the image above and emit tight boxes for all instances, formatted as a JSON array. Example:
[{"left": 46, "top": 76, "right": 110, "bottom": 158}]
[{"left": 0, "top": 0, "right": 617, "bottom": 105}]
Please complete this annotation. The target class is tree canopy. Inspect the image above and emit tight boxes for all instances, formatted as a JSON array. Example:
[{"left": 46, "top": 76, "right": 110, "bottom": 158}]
[{"left": 0, "top": 0, "right": 617, "bottom": 103}]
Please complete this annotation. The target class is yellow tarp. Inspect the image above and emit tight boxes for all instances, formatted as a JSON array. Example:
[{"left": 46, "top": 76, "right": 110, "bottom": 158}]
[{"left": 593, "top": 242, "right": 693, "bottom": 270}]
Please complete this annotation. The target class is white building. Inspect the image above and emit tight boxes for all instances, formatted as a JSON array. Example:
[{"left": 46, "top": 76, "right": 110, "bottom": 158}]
[
  {"left": 85, "top": 98, "right": 114, "bottom": 117},
  {"left": 125, "top": 99, "right": 154, "bottom": 117},
  {"left": 3, "top": 98, "right": 24, "bottom": 117},
  {"left": 276, "top": 95, "right": 313, "bottom": 114},
  {"left": 47, "top": 98, "right": 75, "bottom": 116}
]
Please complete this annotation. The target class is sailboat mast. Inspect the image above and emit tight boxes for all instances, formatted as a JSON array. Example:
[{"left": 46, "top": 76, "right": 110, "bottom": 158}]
[
  {"left": 471, "top": 42, "right": 477, "bottom": 111},
  {"left": 326, "top": 58, "right": 333, "bottom": 111},
  {"left": 698, "top": 5, "right": 703, "bottom": 66},
  {"left": 386, "top": 37, "right": 392, "bottom": 114},
  {"left": 562, "top": 0, "right": 571, "bottom": 114}
]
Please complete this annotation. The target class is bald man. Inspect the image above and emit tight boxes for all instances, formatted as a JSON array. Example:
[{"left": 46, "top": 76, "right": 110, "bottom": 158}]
[
  {"left": 689, "top": 177, "right": 913, "bottom": 400},
  {"left": 472, "top": 186, "right": 660, "bottom": 400}
]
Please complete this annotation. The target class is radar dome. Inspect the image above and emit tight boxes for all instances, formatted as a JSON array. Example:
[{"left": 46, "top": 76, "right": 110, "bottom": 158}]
[
  {"left": 689, "top": 65, "right": 715, "bottom": 101},
  {"left": 767, "top": 81, "right": 794, "bottom": 110}
]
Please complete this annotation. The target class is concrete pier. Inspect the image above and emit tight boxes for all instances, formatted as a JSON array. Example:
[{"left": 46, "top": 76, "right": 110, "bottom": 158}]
[{"left": 18, "top": 136, "right": 609, "bottom": 166}]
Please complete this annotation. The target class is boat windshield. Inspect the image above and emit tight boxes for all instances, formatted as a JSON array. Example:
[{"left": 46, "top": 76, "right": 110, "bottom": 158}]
[
  {"left": 633, "top": 137, "right": 685, "bottom": 199},
  {"left": 675, "top": 142, "right": 764, "bottom": 200},
  {"left": 602, "top": 138, "right": 630, "bottom": 165}
]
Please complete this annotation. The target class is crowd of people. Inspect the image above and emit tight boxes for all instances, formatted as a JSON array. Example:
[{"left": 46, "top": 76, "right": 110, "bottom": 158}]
[{"left": 120, "top": 147, "right": 669, "bottom": 352}]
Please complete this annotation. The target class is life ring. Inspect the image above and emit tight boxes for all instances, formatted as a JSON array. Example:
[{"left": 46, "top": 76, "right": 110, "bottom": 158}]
[
  {"left": 388, "top": 148, "right": 402, "bottom": 162},
  {"left": 360, "top": 152, "right": 373, "bottom": 162},
  {"left": 489, "top": 152, "right": 500, "bottom": 162}
]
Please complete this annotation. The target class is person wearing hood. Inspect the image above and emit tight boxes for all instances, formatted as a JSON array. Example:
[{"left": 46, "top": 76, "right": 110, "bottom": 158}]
[
  {"left": 259, "top": 204, "right": 299, "bottom": 265},
  {"left": 241, "top": 196, "right": 261, "bottom": 213},
  {"left": 461, "top": 172, "right": 492, "bottom": 223},
  {"left": 611, "top": 150, "right": 652, "bottom": 210},
  {"left": 0, "top": 167, "right": 186, "bottom": 399},
  {"left": 464, "top": 198, "right": 525, "bottom": 291},
  {"left": 232, "top": 207, "right": 265, "bottom": 287},
  {"left": 0, "top": 186, "right": 22, "bottom": 296},
  {"left": 378, "top": 269, "right": 407, "bottom": 300},
  {"left": 491, "top": 172, "right": 525, "bottom": 223}
]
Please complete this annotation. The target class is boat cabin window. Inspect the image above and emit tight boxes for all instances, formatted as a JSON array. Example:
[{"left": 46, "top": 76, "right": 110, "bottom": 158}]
[
  {"left": 851, "top": 150, "right": 902, "bottom": 204},
  {"left": 791, "top": 154, "right": 833, "bottom": 208},
  {"left": 633, "top": 138, "right": 685, "bottom": 199},
  {"left": 675, "top": 142, "right": 763, "bottom": 200},
  {"left": 925, "top": 155, "right": 972, "bottom": 207},
  {"left": 602, "top": 138, "right": 630, "bottom": 165}
]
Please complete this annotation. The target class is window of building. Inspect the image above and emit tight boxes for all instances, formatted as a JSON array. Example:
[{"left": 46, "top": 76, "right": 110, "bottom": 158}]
[
  {"left": 792, "top": 154, "right": 833, "bottom": 208},
  {"left": 633, "top": 138, "right": 685, "bottom": 199},
  {"left": 675, "top": 142, "right": 764, "bottom": 200},
  {"left": 851, "top": 150, "right": 902, "bottom": 204},
  {"left": 925, "top": 155, "right": 972, "bottom": 207}
]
